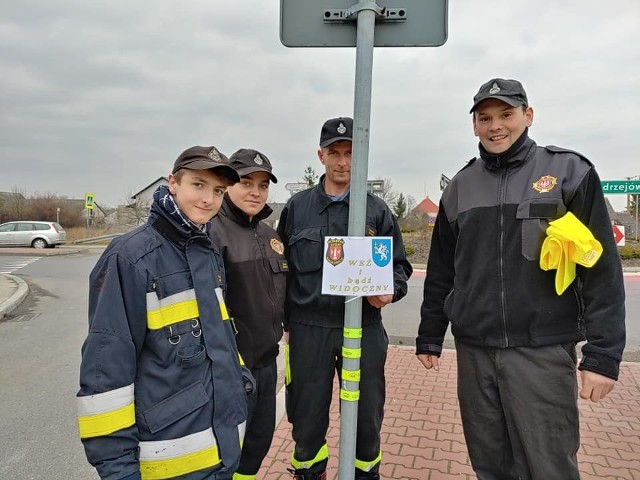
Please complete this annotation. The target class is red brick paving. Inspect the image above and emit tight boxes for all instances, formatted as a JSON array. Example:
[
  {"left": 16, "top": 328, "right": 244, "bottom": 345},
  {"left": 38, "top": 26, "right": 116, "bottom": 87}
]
[{"left": 258, "top": 346, "right": 640, "bottom": 480}]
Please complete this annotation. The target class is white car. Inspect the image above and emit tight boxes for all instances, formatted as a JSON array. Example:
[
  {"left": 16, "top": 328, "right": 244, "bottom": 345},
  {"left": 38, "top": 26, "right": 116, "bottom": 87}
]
[{"left": 0, "top": 221, "right": 67, "bottom": 248}]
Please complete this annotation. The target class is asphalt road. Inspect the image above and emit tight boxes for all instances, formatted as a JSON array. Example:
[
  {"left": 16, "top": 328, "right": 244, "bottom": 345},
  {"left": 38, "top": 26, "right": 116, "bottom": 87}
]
[{"left": 0, "top": 251, "right": 100, "bottom": 480}]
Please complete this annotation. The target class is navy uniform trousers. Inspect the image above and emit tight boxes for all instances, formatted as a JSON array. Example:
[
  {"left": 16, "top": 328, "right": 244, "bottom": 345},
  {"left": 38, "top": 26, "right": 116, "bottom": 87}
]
[
  {"left": 456, "top": 340, "right": 581, "bottom": 480},
  {"left": 286, "top": 322, "right": 388, "bottom": 475}
]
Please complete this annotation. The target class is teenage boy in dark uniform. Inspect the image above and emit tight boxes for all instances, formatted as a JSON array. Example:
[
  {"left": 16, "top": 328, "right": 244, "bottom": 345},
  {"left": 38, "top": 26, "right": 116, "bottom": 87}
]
[
  {"left": 78, "top": 146, "right": 254, "bottom": 480},
  {"left": 278, "top": 117, "right": 413, "bottom": 480},
  {"left": 417, "top": 78, "right": 626, "bottom": 479},
  {"left": 210, "top": 148, "right": 286, "bottom": 480}
]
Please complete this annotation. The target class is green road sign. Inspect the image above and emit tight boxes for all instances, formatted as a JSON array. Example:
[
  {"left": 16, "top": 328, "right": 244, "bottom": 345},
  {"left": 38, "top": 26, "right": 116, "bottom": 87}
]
[{"left": 601, "top": 180, "right": 640, "bottom": 194}]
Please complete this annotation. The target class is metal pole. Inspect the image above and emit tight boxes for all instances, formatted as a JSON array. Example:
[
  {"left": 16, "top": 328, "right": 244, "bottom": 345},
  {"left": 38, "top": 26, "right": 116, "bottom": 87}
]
[{"left": 339, "top": 2, "right": 376, "bottom": 479}]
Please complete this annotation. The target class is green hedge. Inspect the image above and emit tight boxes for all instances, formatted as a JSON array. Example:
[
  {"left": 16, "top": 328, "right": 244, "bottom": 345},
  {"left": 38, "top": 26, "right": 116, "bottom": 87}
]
[{"left": 619, "top": 245, "right": 640, "bottom": 259}]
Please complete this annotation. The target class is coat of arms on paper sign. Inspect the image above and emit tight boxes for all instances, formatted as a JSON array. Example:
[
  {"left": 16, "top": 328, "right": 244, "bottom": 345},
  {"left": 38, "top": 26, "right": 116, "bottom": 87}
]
[
  {"left": 372, "top": 239, "right": 391, "bottom": 267},
  {"left": 326, "top": 238, "right": 345, "bottom": 266}
]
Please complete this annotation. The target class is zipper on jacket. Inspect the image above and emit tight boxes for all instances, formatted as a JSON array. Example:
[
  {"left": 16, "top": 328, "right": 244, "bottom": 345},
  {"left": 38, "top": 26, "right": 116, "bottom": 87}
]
[
  {"left": 498, "top": 168, "right": 509, "bottom": 347},
  {"left": 254, "top": 226, "right": 280, "bottom": 340}
]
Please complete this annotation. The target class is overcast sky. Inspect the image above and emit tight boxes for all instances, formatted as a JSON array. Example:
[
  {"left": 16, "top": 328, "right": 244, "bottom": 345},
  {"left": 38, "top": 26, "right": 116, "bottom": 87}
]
[{"left": 2, "top": 0, "right": 638, "bottom": 211}]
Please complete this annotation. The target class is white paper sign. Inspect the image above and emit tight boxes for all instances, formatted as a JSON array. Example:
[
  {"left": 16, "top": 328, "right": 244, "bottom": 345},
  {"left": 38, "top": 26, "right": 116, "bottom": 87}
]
[{"left": 321, "top": 236, "right": 394, "bottom": 297}]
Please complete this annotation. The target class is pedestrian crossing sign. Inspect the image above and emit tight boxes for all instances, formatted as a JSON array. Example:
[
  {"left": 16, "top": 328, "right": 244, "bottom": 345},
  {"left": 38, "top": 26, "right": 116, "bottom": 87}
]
[{"left": 85, "top": 193, "right": 95, "bottom": 210}]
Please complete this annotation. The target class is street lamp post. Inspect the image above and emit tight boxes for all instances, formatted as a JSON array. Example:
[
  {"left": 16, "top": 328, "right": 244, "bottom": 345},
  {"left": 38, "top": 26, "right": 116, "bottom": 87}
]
[{"left": 56, "top": 207, "right": 60, "bottom": 224}]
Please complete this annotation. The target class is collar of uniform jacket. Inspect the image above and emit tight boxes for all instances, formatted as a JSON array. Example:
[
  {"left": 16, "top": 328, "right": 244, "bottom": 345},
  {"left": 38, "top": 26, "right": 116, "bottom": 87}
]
[
  {"left": 479, "top": 130, "right": 536, "bottom": 170},
  {"left": 220, "top": 193, "right": 273, "bottom": 227},
  {"left": 315, "top": 174, "right": 350, "bottom": 214}
]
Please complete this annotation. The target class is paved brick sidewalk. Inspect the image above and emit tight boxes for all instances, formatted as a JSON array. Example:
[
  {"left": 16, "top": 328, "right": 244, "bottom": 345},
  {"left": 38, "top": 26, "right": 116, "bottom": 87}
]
[{"left": 258, "top": 346, "right": 640, "bottom": 479}]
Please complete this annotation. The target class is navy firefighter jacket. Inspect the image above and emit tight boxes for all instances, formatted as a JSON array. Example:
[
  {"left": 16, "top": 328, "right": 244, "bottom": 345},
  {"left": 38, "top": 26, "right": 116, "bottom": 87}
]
[{"left": 77, "top": 191, "right": 249, "bottom": 480}]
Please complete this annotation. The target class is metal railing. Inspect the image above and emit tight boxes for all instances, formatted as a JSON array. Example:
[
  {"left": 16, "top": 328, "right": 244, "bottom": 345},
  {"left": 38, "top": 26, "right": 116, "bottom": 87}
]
[{"left": 71, "top": 233, "right": 124, "bottom": 244}]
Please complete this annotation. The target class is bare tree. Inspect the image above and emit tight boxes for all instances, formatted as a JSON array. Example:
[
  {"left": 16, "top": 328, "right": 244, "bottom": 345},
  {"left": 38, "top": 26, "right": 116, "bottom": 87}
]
[
  {"left": 405, "top": 194, "right": 417, "bottom": 214},
  {"left": 375, "top": 177, "right": 398, "bottom": 207},
  {"left": 8, "top": 187, "right": 28, "bottom": 220},
  {"left": 118, "top": 191, "right": 152, "bottom": 227}
]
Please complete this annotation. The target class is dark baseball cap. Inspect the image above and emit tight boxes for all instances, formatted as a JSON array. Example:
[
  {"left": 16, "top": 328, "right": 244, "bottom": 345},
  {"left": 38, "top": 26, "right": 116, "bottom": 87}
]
[
  {"left": 319, "top": 117, "right": 353, "bottom": 147},
  {"left": 229, "top": 148, "right": 278, "bottom": 183},
  {"left": 470, "top": 78, "right": 529, "bottom": 113},
  {"left": 172, "top": 146, "right": 240, "bottom": 182}
]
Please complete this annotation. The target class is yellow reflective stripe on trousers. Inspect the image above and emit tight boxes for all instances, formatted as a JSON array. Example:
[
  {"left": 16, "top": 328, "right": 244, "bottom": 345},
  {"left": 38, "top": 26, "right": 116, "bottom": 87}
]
[
  {"left": 139, "top": 428, "right": 221, "bottom": 479},
  {"left": 291, "top": 442, "right": 329, "bottom": 470},
  {"left": 284, "top": 343, "right": 291, "bottom": 385},
  {"left": 146, "top": 290, "right": 199, "bottom": 330},
  {"left": 77, "top": 384, "right": 135, "bottom": 439},
  {"left": 233, "top": 474, "right": 256, "bottom": 480},
  {"left": 355, "top": 451, "right": 383, "bottom": 472}
]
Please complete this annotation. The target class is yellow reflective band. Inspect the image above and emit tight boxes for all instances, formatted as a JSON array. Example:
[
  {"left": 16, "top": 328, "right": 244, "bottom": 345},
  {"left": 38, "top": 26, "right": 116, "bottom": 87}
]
[
  {"left": 214, "top": 287, "right": 230, "bottom": 320},
  {"left": 343, "top": 327, "right": 362, "bottom": 339},
  {"left": 139, "top": 429, "right": 221, "bottom": 480},
  {"left": 233, "top": 474, "right": 256, "bottom": 480},
  {"left": 342, "top": 346, "right": 361, "bottom": 359},
  {"left": 146, "top": 289, "right": 200, "bottom": 330},
  {"left": 540, "top": 211, "right": 603, "bottom": 295},
  {"left": 355, "top": 451, "right": 383, "bottom": 472},
  {"left": 284, "top": 344, "right": 291, "bottom": 385},
  {"left": 238, "top": 353, "right": 245, "bottom": 366},
  {"left": 141, "top": 445, "right": 220, "bottom": 479},
  {"left": 78, "top": 402, "right": 135, "bottom": 439},
  {"left": 77, "top": 384, "right": 136, "bottom": 439},
  {"left": 341, "top": 368, "right": 361, "bottom": 382},
  {"left": 340, "top": 388, "right": 360, "bottom": 402},
  {"left": 291, "top": 442, "right": 329, "bottom": 470}
]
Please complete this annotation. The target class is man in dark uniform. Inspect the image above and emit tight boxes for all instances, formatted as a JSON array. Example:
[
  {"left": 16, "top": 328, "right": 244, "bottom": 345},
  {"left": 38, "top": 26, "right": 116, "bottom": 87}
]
[
  {"left": 278, "top": 117, "right": 413, "bottom": 480},
  {"left": 417, "top": 78, "right": 626, "bottom": 479},
  {"left": 211, "top": 148, "right": 286, "bottom": 480}
]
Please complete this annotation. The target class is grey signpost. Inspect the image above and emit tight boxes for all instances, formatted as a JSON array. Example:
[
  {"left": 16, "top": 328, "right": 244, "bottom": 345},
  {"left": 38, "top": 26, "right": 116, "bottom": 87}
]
[
  {"left": 440, "top": 174, "right": 451, "bottom": 192},
  {"left": 280, "top": 2, "right": 448, "bottom": 478}
]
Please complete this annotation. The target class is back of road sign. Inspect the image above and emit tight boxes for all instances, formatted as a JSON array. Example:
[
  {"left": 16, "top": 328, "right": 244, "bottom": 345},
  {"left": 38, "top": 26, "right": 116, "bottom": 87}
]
[{"left": 280, "top": 0, "right": 448, "bottom": 47}]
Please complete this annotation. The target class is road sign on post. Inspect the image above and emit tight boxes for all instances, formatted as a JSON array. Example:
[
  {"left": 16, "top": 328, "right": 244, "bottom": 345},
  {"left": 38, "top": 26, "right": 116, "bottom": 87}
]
[
  {"left": 85, "top": 193, "right": 95, "bottom": 210},
  {"left": 613, "top": 224, "right": 625, "bottom": 246},
  {"left": 284, "top": 182, "right": 309, "bottom": 196},
  {"left": 280, "top": 2, "right": 448, "bottom": 478},
  {"left": 440, "top": 174, "right": 451, "bottom": 191},
  {"left": 280, "top": 0, "right": 448, "bottom": 47}
]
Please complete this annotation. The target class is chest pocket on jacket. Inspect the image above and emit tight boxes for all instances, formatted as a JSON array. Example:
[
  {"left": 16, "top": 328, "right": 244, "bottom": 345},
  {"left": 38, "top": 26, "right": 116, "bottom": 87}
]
[
  {"left": 516, "top": 198, "right": 566, "bottom": 261},
  {"left": 289, "top": 228, "right": 323, "bottom": 273}
]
